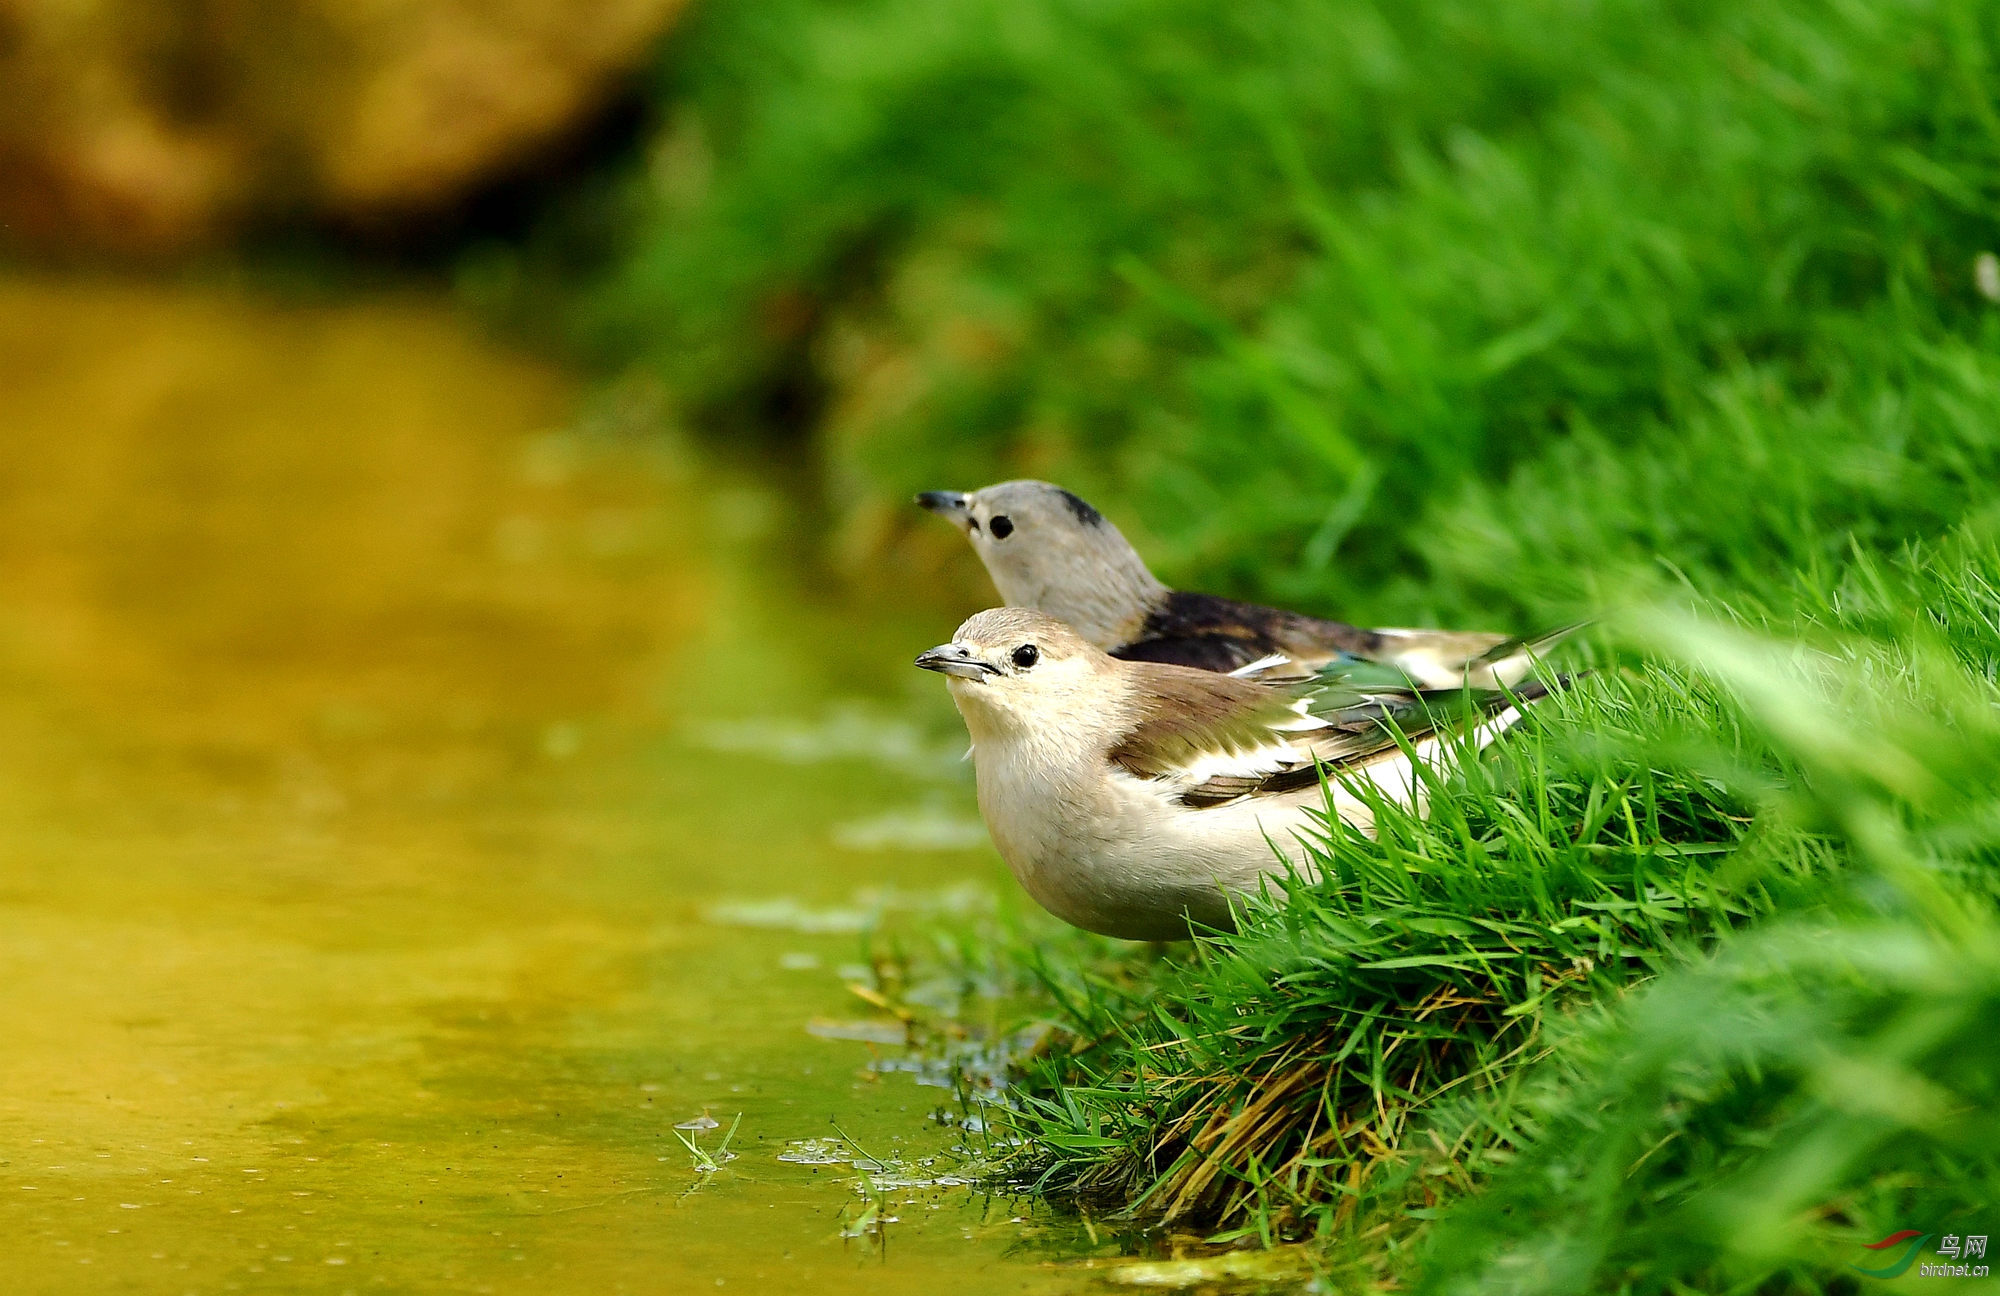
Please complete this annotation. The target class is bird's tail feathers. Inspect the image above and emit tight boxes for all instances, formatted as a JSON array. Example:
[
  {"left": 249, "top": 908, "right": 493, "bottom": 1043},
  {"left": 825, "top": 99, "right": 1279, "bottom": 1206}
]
[{"left": 1465, "top": 621, "right": 1589, "bottom": 687}]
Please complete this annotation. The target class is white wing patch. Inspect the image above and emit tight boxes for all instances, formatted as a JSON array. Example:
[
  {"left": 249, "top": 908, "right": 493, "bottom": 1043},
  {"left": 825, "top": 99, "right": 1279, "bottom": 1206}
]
[
  {"left": 1164, "top": 737, "right": 1316, "bottom": 789},
  {"left": 1137, "top": 701, "right": 1339, "bottom": 798},
  {"left": 1167, "top": 699, "right": 1529, "bottom": 809},
  {"left": 1227, "top": 653, "right": 1295, "bottom": 679},
  {"left": 1270, "top": 696, "right": 1332, "bottom": 732}
]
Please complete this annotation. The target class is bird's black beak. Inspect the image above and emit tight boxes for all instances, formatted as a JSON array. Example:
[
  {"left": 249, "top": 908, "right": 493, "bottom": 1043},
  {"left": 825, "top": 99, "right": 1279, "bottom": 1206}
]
[
  {"left": 915, "top": 642, "right": 999, "bottom": 681},
  {"left": 915, "top": 490, "right": 972, "bottom": 526}
]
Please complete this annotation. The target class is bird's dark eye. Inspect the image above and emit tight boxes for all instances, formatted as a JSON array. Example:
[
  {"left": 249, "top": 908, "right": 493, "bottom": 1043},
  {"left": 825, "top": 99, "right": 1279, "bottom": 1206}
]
[
  {"left": 1011, "top": 643, "right": 1039, "bottom": 670},
  {"left": 989, "top": 515, "right": 1014, "bottom": 539}
]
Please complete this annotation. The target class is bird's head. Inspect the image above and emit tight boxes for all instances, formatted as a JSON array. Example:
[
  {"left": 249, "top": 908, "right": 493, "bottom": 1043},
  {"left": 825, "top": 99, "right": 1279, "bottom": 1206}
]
[
  {"left": 914, "top": 608, "right": 1116, "bottom": 739},
  {"left": 915, "top": 481, "right": 1165, "bottom": 647}
]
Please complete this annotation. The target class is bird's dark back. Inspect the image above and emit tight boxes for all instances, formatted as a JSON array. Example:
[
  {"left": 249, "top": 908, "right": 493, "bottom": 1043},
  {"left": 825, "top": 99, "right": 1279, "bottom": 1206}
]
[{"left": 1111, "top": 591, "right": 1378, "bottom": 673}]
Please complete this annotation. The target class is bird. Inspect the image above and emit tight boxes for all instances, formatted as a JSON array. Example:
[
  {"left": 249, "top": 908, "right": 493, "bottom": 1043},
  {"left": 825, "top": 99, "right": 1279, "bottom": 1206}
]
[
  {"left": 915, "top": 607, "right": 1550, "bottom": 941},
  {"left": 916, "top": 480, "right": 1536, "bottom": 688}
]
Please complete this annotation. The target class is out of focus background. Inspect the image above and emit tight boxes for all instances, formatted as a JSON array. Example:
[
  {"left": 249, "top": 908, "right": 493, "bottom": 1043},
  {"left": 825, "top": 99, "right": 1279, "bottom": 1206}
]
[
  {"left": 4, "top": 1, "right": 2000, "bottom": 1292},
  {"left": 15, "top": 0, "right": 2000, "bottom": 618},
  {"left": 0, "top": 0, "right": 682, "bottom": 251}
]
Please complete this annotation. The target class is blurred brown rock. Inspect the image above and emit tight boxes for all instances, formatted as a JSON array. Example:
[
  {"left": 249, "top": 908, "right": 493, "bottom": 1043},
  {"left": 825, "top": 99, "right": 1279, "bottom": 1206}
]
[{"left": 0, "top": 0, "right": 686, "bottom": 255}]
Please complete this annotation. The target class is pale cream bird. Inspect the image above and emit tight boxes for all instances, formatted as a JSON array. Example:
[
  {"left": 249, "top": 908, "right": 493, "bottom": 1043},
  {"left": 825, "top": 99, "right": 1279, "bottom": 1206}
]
[
  {"left": 915, "top": 608, "right": 1550, "bottom": 941},
  {"left": 917, "top": 480, "right": 1542, "bottom": 688}
]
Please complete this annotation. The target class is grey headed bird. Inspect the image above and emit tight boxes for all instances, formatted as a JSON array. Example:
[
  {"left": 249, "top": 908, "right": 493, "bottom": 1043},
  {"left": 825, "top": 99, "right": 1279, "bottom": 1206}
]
[
  {"left": 916, "top": 480, "right": 1531, "bottom": 688},
  {"left": 915, "top": 608, "right": 1547, "bottom": 941}
]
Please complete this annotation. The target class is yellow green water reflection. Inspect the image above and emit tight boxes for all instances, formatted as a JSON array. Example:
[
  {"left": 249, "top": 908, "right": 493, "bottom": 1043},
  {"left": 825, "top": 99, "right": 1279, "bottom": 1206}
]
[{"left": 0, "top": 278, "right": 1079, "bottom": 1293}]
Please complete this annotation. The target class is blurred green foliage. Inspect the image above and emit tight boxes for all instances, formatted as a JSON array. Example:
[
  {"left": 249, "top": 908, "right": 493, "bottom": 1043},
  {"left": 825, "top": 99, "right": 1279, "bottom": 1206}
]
[
  {"left": 499, "top": 0, "right": 2000, "bottom": 1287},
  {"left": 511, "top": 0, "right": 2000, "bottom": 627}
]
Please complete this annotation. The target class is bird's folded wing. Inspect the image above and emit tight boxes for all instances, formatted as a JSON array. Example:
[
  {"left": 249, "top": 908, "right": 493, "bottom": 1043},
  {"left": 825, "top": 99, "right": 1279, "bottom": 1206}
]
[
  {"left": 1454, "top": 623, "right": 1585, "bottom": 688},
  {"left": 1236, "top": 624, "right": 1583, "bottom": 690},
  {"left": 1109, "top": 662, "right": 1536, "bottom": 809}
]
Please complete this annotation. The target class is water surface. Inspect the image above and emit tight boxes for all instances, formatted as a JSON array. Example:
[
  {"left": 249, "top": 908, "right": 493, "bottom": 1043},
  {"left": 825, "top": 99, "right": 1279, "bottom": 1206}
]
[{"left": 0, "top": 278, "right": 1086, "bottom": 1293}]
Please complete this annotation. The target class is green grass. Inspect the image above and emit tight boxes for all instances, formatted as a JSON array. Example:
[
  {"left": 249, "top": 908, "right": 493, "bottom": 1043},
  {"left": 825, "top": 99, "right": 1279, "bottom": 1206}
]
[
  {"left": 499, "top": 0, "right": 2000, "bottom": 622},
  {"left": 492, "top": 0, "right": 2000, "bottom": 1287}
]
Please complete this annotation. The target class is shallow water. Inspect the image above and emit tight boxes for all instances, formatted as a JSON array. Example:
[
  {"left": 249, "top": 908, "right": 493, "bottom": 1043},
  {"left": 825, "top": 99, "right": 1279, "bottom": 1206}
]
[{"left": 0, "top": 278, "right": 1087, "bottom": 1293}]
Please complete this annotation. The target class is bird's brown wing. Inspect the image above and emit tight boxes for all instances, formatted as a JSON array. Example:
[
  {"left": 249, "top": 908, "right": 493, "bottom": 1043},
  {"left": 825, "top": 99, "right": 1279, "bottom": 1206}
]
[
  {"left": 1162, "top": 694, "right": 1441, "bottom": 808},
  {"left": 1105, "top": 663, "right": 1316, "bottom": 782},
  {"left": 1109, "top": 659, "right": 1545, "bottom": 809}
]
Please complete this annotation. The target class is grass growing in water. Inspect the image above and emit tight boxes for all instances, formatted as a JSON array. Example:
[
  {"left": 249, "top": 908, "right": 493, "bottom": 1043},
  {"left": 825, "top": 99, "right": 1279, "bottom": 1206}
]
[{"left": 673, "top": 1111, "right": 744, "bottom": 1175}]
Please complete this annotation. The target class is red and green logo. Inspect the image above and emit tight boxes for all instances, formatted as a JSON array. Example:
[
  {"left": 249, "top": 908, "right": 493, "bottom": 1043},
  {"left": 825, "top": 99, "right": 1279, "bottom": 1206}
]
[{"left": 1852, "top": 1230, "right": 1932, "bottom": 1279}]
